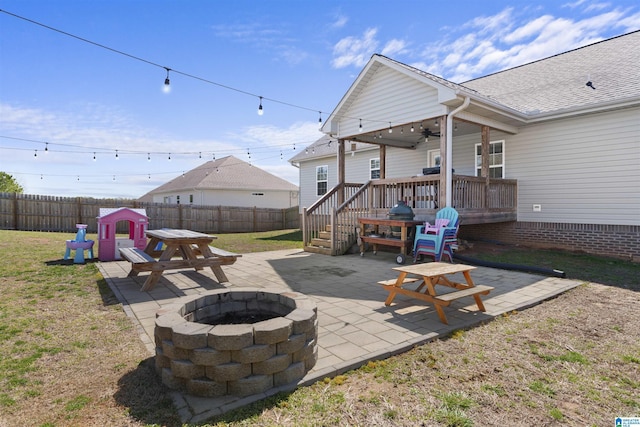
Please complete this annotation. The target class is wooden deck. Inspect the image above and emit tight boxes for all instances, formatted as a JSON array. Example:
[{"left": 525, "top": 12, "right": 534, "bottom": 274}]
[{"left": 302, "top": 174, "right": 517, "bottom": 255}]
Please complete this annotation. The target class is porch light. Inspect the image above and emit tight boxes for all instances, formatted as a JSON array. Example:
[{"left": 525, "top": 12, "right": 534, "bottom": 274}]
[{"left": 258, "top": 96, "right": 264, "bottom": 115}]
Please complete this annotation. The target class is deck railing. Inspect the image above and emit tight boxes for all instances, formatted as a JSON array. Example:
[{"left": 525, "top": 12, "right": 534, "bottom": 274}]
[{"left": 302, "top": 175, "right": 517, "bottom": 255}]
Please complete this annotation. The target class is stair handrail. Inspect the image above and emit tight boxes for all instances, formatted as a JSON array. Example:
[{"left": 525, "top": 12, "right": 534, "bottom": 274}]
[{"left": 331, "top": 181, "right": 372, "bottom": 255}]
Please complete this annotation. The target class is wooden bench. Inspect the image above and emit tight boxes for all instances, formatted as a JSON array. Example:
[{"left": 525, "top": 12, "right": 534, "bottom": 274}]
[
  {"left": 119, "top": 247, "right": 157, "bottom": 267},
  {"left": 377, "top": 277, "right": 420, "bottom": 286},
  {"left": 207, "top": 246, "right": 242, "bottom": 262}
]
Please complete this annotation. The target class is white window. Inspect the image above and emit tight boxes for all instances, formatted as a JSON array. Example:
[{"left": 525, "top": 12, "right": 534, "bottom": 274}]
[
  {"left": 475, "top": 140, "right": 504, "bottom": 178},
  {"left": 370, "top": 158, "right": 380, "bottom": 179},
  {"left": 316, "top": 165, "right": 328, "bottom": 196},
  {"left": 427, "top": 149, "right": 441, "bottom": 168}
]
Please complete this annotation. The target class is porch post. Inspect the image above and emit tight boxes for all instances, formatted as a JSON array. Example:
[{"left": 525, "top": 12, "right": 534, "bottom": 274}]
[
  {"left": 338, "top": 139, "right": 345, "bottom": 205},
  {"left": 481, "top": 126, "right": 491, "bottom": 208},
  {"left": 380, "top": 145, "right": 386, "bottom": 179},
  {"left": 438, "top": 115, "right": 448, "bottom": 206}
]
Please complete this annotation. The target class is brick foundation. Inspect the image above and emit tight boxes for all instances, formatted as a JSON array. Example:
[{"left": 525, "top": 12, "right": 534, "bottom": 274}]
[
  {"left": 460, "top": 221, "right": 640, "bottom": 262},
  {"left": 154, "top": 288, "right": 318, "bottom": 397}
]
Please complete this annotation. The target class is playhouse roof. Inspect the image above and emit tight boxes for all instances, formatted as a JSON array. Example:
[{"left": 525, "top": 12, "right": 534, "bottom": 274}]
[{"left": 97, "top": 207, "right": 148, "bottom": 219}]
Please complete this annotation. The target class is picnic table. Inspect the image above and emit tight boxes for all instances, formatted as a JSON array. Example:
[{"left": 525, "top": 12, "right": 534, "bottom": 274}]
[
  {"left": 378, "top": 262, "right": 494, "bottom": 324},
  {"left": 118, "top": 229, "right": 241, "bottom": 291}
]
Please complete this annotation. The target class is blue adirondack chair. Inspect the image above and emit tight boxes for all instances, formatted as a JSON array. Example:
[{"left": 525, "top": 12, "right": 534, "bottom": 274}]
[{"left": 412, "top": 207, "right": 460, "bottom": 262}]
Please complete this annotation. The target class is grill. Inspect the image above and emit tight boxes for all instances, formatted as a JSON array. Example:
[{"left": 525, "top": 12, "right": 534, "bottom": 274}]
[{"left": 387, "top": 201, "right": 415, "bottom": 237}]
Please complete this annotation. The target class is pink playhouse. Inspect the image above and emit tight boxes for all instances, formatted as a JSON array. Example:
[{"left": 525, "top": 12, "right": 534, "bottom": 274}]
[{"left": 97, "top": 207, "right": 149, "bottom": 262}]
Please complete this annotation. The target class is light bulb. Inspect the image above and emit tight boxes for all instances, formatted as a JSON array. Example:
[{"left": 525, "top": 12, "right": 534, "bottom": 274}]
[
  {"left": 163, "top": 68, "right": 171, "bottom": 93},
  {"left": 258, "top": 96, "right": 264, "bottom": 115},
  {"left": 359, "top": 119, "right": 363, "bottom": 133}
]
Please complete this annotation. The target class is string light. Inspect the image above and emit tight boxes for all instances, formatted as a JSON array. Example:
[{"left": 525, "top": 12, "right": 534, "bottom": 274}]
[
  {"left": 163, "top": 67, "right": 171, "bottom": 93},
  {"left": 388, "top": 122, "right": 393, "bottom": 133},
  {"left": 410, "top": 123, "right": 415, "bottom": 132},
  {"left": 93, "top": 152, "right": 96, "bottom": 161},
  {"left": 359, "top": 119, "right": 363, "bottom": 133},
  {"left": 45, "top": 142, "right": 48, "bottom": 152},
  {"left": 434, "top": 118, "right": 439, "bottom": 127},
  {"left": 112, "top": 175, "right": 116, "bottom": 181},
  {"left": 115, "top": 150, "right": 119, "bottom": 159},
  {"left": 168, "top": 153, "right": 171, "bottom": 161},
  {"left": 318, "top": 111, "right": 322, "bottom": 123},
  {"left": 34, "top": 149, "right": 37, "bottom": 158},
  {"left": 147, "top": 153, "right": 151, "bottom": 161},
  {"left": 0, "top": 11, "right": 405, "bottom": 129},
  {"left": 198, "top": 152, "right": 202, "bottom": 159}
]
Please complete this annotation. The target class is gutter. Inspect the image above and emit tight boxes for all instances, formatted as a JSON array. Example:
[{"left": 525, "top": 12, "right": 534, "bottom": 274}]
[{"left": 445, "top": 96, "right": 470, "bottom": 207}]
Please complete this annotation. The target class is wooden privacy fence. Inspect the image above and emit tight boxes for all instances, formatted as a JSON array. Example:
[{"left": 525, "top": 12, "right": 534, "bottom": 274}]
[{"left": 0, "top": 193, "right": 299, "bottom": 234}]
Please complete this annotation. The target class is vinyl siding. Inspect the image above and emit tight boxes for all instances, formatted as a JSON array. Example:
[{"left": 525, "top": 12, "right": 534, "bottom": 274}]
[
  {"left": 299, "top": 107, "right": 639, "bottom": 225},
  {"left": 336, "top": 66, "right": 447, "bottom": 136},
  {"left": 508, "top": 107, "right": 640, "bottom": 225},
  {"left": 152, "top": 189, "right": 297, "bottom": 209}
]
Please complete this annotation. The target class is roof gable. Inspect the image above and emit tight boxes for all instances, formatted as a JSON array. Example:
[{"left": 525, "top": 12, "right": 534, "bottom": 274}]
[{"left": 143, "top": 155, "right": 298, "bottom": 197}]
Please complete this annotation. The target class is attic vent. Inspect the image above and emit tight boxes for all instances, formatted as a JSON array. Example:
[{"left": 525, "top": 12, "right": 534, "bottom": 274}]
[{"left": 251, "top": 192, "right": 265, "bottom": 196}]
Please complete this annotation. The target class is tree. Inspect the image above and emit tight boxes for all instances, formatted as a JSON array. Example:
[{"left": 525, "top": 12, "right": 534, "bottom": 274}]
[{"left": 0, "top": 172, "right": 24, "bottom": 193}]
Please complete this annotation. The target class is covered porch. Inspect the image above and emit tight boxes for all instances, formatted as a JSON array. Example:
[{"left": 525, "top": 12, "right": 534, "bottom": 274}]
[{"left": 302, "top": 55, "right": 524, "bottom": 255}]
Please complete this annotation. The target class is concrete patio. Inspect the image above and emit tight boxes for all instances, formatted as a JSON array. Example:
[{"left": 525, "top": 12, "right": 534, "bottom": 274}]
[{"left": 97, "top": 249, "right": 583, "bottom": 423}]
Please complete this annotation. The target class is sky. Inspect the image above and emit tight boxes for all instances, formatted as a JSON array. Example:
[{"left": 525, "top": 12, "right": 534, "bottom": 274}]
[{"left": 1, "top": 0, "right": 639, "bottom": 199}]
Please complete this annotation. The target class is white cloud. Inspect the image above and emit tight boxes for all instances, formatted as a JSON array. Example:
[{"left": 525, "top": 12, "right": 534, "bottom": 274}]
[
  {"left": 381, "top": 39, "right": 409, "bottom": 57},
  {"left": 331, "top": 13, "right": 349, "bottom": 29},
  {"left": 331, "top": 28, "right": 379, "bottom": 68},
  {"left": 414, "top": 5, "right": 639, "bottom": 83}
]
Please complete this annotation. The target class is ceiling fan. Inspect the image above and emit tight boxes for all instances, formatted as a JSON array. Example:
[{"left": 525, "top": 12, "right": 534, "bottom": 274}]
[{"left": 420, "top": 128, "right": 440, "bottom": 141}]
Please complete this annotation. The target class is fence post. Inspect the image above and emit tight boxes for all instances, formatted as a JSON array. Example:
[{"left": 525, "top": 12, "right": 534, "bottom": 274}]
[{"left": 12, "top": 192, "right": 18, "bottom": 230}]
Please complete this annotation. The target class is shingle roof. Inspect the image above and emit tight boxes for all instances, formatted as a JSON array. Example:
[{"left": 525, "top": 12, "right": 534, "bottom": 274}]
[
  {"left": 462, "top": 30, "right": 640, "bottom": 114},
  {"left": 142, "top": 155, "right": 298, "bottom": 197}
]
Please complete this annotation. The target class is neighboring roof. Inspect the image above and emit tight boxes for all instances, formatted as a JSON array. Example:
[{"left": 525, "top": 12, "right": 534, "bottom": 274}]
[
  {"left": 462, "top": 30, "right": 640, "bottom": 115},
  {"left": 289, "top": 134, "right": 377, "bottom": 163},
  {"left": 140, "top": 155, "right": 298, "bottom": 198}
]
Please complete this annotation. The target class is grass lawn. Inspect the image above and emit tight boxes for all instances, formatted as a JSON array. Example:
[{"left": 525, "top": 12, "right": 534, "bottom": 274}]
[{"left": 0, "top": 229, "right": 638, "bottom": 426}]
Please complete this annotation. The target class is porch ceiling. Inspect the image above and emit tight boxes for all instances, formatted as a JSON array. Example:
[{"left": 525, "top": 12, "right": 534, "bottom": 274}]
[{"left": 343, "top": 115, "right": 511, "bottom": 149}]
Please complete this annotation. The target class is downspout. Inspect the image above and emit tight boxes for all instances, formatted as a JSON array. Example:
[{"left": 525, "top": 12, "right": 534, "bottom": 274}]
[{"left": 446, "top": 96, "right": 470, "bottom": 207}]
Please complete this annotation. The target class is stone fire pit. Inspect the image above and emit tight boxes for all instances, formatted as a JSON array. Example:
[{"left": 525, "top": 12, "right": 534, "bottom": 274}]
[{"left": 154, "top": 288, "right": 318, "bottom": 397}]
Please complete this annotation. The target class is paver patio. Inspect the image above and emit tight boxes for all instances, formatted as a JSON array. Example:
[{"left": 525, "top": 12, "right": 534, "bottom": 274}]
[{"left": 97, "top": 249, "right": 583, "bottom": 423}]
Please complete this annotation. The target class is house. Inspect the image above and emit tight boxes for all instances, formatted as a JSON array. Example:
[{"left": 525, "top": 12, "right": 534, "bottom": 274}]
[
  {"left": 290, "top": 30, "right": 640, "bottom": 261},
  {"left": 140, "top": 155, "right": 299, "bottom": 209}
]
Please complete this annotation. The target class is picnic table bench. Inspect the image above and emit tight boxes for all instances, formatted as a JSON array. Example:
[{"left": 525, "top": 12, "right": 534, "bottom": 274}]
[
  {"left": 378, "top": 262, "right": 494, "bottom": 324},
  {"left": 119, "top": 229, "right": 241, "bottom": 291}
]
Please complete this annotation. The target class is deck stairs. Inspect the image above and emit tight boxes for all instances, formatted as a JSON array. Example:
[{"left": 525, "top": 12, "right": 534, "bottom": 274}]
[{"left": 305, "top": 224, "right": 357, "bottom": 255}]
